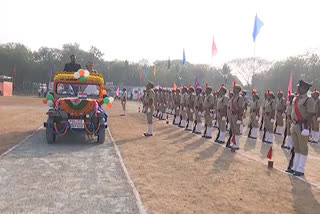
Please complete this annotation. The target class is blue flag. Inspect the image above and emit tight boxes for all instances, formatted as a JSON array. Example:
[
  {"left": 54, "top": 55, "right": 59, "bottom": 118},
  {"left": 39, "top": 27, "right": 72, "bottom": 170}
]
[
  {"left": 182, "top": 49, "right": 186, "bottom": 65},
  {"left": 252, "top": 14, "right": 264, "bottom": 42}
]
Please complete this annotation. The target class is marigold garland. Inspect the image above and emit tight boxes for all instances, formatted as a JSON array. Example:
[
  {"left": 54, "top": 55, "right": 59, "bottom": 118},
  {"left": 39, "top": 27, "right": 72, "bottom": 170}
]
[
  {"left": 54, "top": 72, "right": 104, "bottom": 85},
  {"left": 59, "top": 99, "right": 96, "bottom": 116}
]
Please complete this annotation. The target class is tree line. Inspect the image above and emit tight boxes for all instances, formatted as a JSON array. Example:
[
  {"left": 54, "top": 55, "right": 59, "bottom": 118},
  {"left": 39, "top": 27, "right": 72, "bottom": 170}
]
[{"left": 0, "top": 42, "right": 319, "bottom": 95}]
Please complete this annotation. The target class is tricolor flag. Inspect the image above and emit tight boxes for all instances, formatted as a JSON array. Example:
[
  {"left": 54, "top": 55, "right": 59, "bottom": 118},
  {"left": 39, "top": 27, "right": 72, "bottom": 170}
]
[
  {"left": 252, "top": 14, "right": 264, "bottom": 42},
  {"left": 212, "top": 36, "right": 217, "bottom": 56}
]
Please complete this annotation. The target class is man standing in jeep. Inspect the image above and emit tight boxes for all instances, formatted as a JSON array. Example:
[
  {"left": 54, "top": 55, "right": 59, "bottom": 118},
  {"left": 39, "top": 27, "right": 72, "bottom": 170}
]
[{"left": 64, "top": 55, "right": 81, "bottom": 72}]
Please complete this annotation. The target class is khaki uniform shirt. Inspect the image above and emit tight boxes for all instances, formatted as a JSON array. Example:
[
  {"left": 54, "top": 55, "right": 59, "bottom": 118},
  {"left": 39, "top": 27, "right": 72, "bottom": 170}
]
[
  {"left": 143, "top": 89, "right": 155, "bottom": 108},
  {"left": 250, "top": 100, "right": 260, "bottom": 114},
  {"left": 188, "top": 93, "right": 196, "bottom": 108},
  {"left": 121, "top": 91, "right": 127, "bottom": 103},
  {"left": 217, "top": 95, "right": 229, "bottom": 115},
  {"left": 203, "top": 93, "right": 214, "bottom": 109},
  {"left": 291, "top": 94, "right": 315, "bottom": 121},
  {"left": 230, "top": 94, "right": 244, "bottom": 113},
  {"left": 194, "top": 94, "right": 204, "bottom": 109},
  {"left": 264, "top": 99, "right": 276, "bottom": 115},
  {"left": 276, "top": 98, "right": 286, "bottom": 113}
]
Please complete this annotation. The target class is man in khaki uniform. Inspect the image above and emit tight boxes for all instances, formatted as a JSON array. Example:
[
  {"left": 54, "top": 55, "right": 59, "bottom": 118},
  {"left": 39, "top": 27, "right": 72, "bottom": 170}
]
[
  {"left": 179, "top": 87, "right": 188, "bottom": 128},
  {"left": 173, "top": 89, "right": 181, "bottom": 125},
  {"left": 311, "top": 89, "right": 320, "bottom": 144},
  {"left": 248, "top": 90, "right": 260, "bottom": 139},
  {"left": 193, "top": 86, "right": 204, "bottom": 134},
  {"left": 229, "top": 83, "right": 244, "bottom": 149},
  {"left": 227, "top": 90, "right": 233, "bottom": 131},
  {"left": 275, "top": 90, "right": 286, "bottom": 135},
  {"left": 142, "top": 89, "right": 146, "bottom": 113},
  {"left": 186, "top": 87, "right": 196, "bottom": 131},
  {"left": 143, "top": 82, "right": 155, "bottom": 137},
  {"left": 212, "top": 90, "right": 218, "bottom": 128},
  {"left": 215, "top": 85, "right": 229, "bottom": 144},
  {"left": 282, "top": 93, "right": 295, "bottom": 149},
  {"left": 286, "top": 80, "right": 315, "bottom": 176},
  {"left": 263, "top": 91, "right": 276, "bottom": 144},
  {"left": 260, "top": 92, "right": 268, "bottom": 131},
  {"left": 120, "top": 88, "right": 127, "bottom": 116},
  {"left": 202, "top": 86, "right": 214, "bottom": 138},
  {"left": 161, "top": 89, "right": 167, "bottom": 120}
]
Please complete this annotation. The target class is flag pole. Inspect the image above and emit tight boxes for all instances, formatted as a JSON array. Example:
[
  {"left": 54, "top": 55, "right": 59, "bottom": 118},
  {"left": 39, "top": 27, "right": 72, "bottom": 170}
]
[{"left": 252, "top": 41, "right": 256, "bottom": 89}]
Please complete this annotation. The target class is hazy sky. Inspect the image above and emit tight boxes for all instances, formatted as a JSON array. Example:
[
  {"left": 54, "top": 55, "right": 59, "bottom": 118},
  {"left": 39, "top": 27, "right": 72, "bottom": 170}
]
[{"left": 2, "top": 0, "right": 320, "bottom": 67}]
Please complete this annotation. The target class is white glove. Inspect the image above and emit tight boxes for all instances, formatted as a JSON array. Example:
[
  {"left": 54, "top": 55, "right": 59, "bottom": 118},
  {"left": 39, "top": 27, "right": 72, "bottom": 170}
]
[
  {"left": 183, "top": 107, "right": 186, "bottom": 111},
  {"left": 236, "top": 120, "right": 242, "bottom": 124},
  {"left": 198, "top": 112, "right": 202, "bottom": 116},
  {"left": 301, "top": 129, "right": 310, "bottom": 136},
  {"left": 270, "top": 119, "right": 275, "bottom": 123},
  {"left": 255, "top": 116, "right": 259, "bottom": 120},
  {"left": 222, "top": 116, "right": 226, "bottom": 121},
  {"left": 147, "top": 108, "right": 151, "bottom": 113},
  {"left": 282, "top": 113, "right": 286, "bottom": 117},
  {"left": 210, "top": 113, "right": 214, "bottom": 117},
  {"left": 176, "top": 107, "right": 179, "bottom": 110},
  {"left": 190, "top": 109, "right": 193, "bottom": 113},
  {"left": 317, "top": 117, "right": 320, "bottom": 122}
]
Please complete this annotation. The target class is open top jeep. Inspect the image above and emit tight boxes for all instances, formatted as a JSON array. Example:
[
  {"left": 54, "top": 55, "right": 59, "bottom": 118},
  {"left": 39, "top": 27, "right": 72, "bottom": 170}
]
[{"left": 44, "top": 71, "right": 108, "bottom": 144}]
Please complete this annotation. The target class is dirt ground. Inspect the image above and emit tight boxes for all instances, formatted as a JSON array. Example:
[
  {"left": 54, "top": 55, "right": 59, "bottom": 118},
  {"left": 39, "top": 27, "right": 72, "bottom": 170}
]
[
  {"left": 108, "top": 101, "right": 320, "bottom": 214},
  {"left": 1, "top": 96, "right": 320, "bottom": 214},
  {"left": 0, "top": 96, "right": 47, "bottom": 154}
]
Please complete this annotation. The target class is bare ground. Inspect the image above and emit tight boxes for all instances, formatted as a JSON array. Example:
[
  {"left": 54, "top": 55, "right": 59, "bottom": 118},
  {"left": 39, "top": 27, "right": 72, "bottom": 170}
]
[{"left": 108, "top": 101, "right": 320, "bottom": 214}]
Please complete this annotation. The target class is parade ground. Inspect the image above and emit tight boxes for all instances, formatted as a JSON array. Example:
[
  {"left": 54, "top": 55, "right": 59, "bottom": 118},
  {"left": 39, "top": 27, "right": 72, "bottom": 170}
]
[{"left": 0, "top": 96, "right": 320, "bottom": 214}]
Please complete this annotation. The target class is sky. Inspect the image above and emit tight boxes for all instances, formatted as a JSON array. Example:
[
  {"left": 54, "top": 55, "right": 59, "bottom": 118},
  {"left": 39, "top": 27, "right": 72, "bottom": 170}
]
[{"left": 2, "top": 0, "right": 320, "bottom": 67}]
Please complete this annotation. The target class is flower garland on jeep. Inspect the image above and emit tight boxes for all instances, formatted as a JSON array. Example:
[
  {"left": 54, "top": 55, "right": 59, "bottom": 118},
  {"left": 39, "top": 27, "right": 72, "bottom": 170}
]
[
  {"left": 55, "top": 98, "right": 99, "bottom": 116},
  {"left": 54, "top": 71, "right": 104, "bottom": 85}
]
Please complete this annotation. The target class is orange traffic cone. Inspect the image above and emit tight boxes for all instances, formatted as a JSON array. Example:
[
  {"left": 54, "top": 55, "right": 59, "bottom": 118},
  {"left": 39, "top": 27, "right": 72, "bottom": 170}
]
[
  {"left": 267, "top": 146, "right": 273, "bottom": 168},
  {"left": 166, "top": 114, "right": 169, "bottom": 124}
]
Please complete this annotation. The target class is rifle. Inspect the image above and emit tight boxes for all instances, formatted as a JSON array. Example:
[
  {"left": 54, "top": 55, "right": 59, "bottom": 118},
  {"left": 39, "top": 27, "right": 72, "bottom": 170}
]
[
  {"left": 203, "top": 124, "right": 207, "bottom": 137},
  {"left": 192, "top": 121, "right": 197, "bottom": 133},
  {"left": 215, "top": 128, "right": 220, "bottom": 142},
  {"left": 226, "top": 128, "right": 233, "bottom": 148},
  {"left": 282, "top": 124, "right": 288, "bottom": 147},
  {"left": 274, "top": 121, "right": 278, "bottom": 133},
  {"left": 247, "top": 122, "right": 252, "bottom": 138},
  {"left": 173, "top": 115, "right": 176, "bottom": 125},
  {"left": 287, "top": 148, "right": 295, "bottom": 170},
  {"left": 262, "top": 127, "right": 266, "bottom": 142},
  {"left": 260, "top": 117, "right": 264, "bottom": 131}
]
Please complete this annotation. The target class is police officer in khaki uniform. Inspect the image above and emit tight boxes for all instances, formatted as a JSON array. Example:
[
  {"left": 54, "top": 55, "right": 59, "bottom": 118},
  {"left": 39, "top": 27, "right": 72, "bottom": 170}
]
[
  {"left": 282, "top": 93, "right": 295, "bottom": 148},
  {"left": 193, "top": 87, "right": 204, "bottom": 134},
  {"left": 179, "top": 87, "right": 188, "bottom": 128},
  {"left": 229, "top": 83, "right": 244, "bottom": 149},
  {"left": 227, "top": 90, "right": 233, "bottom": 131},
  {"left": 120, "top": 88, "right": 127, "bottom": 116},
  {"left": 286, "top": 80, "right": 315, "bottom": 176},
  {"left": 215, "top": 85, "right": 229, "bottom": 144},
  {"left": 275, "top": 90, "right": 286, "bottom": 135},
  {"left": 311, "top": 89, "right": 320, "bottom": 144},
  {"left": 143, "top": 82, "right": 155, "bottom": 137},
  {"left": 173, "top": 89, "right": 181, "bottom": 125},
  {"left": 248, "top": 90, "right": 260, "bottom": 139},
  {"left": 186, "top": 87, "right": 196, "bottom": 131},
  {"left": 202, "top": 86, "right": 214, "bottom": 138},
  {"left": 263, "top": 90, "right": 276, "bottom": 144}
]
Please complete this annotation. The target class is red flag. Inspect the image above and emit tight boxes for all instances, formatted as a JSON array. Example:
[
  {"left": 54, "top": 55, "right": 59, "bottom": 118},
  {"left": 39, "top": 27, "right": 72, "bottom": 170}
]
[
  {"left": 212, "top": 36, "right": 217, "bottom": 56},
  {"left": 286, "top": 71, "right": 292, "bottom": 104},
  {"left": 173, "top": 82, "right": 177, "bottom": 91},
  {"left": 139, "top": 71, "right": 142, "bottom": 80},
  {"left": 13, "top": 65, "right": 16, "bottom": 77},
  {"left": 267, "top": 146, "right": 272, "bottom": 159}
]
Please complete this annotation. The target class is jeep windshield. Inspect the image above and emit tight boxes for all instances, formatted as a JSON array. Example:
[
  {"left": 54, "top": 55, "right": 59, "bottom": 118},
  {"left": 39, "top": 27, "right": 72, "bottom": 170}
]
[{"left": 56, "top": 83, "right": 100, "bottom": 98}]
